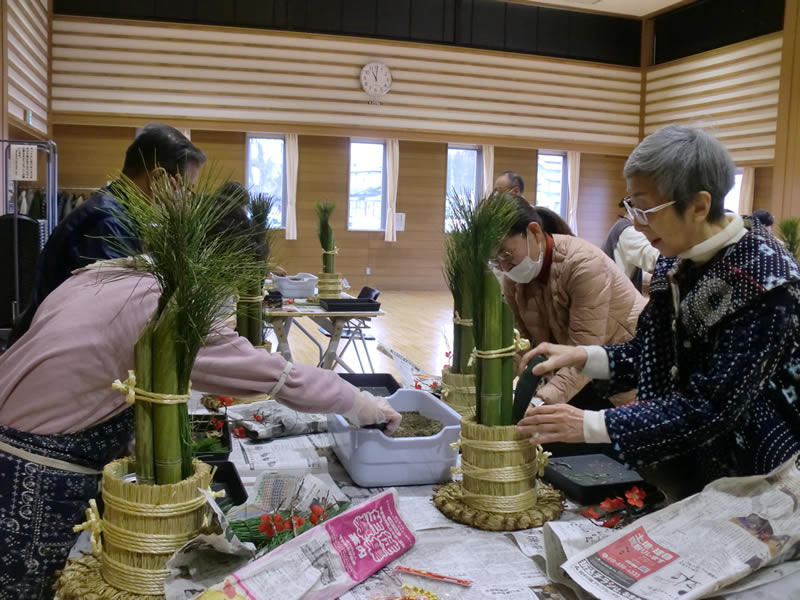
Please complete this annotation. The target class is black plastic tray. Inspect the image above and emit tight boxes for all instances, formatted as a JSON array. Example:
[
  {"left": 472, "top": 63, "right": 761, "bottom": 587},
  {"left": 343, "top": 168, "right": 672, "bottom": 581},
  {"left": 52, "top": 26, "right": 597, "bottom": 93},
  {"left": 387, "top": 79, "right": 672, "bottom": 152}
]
[
  {"left": 319, "top": 298, "right": 381, "bottom": 312},
  {"left": 339, "top": 373, "right": 400, "bottom": 397},
  {"left": 205, "top": 460, "right": 248, "bottom": 508},
  {"left": 543, "top": 454, "right": 645, "bottom": 505},
  {"left": 191, "top": 416, "right": 232, "bottom": 462}
]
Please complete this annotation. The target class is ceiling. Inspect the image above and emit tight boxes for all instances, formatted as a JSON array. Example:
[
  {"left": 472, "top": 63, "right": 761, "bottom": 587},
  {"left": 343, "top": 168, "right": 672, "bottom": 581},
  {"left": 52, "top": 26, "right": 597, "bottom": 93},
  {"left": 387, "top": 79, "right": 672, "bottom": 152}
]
[{"left": 509, "top": 0, "right": 689, "bottom": 18}]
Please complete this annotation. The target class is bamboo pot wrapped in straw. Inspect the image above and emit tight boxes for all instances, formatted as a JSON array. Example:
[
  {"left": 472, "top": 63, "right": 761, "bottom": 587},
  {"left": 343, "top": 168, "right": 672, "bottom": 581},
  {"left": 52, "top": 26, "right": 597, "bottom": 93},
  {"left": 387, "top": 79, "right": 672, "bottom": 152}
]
[
  {"left": 317, "top": 271, "right": 344, "bottom": 298},
  {"left": 56, "top": 457, "right": 214, "bottom": 599},
  {"left": 440, "top": 366, "right": 476, "bottom": 417}
]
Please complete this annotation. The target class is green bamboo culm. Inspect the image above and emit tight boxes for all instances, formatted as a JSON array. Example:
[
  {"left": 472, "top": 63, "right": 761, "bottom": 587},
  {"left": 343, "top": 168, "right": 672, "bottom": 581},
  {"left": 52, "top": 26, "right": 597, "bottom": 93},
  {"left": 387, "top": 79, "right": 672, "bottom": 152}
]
[
  {"left": 152, "top": 300, "right": 183, "bottom": 484},
  {"left": 458, "top": 191, "right": 519, "bottom": 426},
  {"left": 134, "top": 320, "right": 155, "bottom": 485},
  {"left": 316, "top": 202, "right": 336, "bottom": 274},
  {"left": 241, "top": 193, "right": 277, "bottom": 348},
  {"left": 778, "top": 217, "right": 800, "bottom": 259},
  {"left": 106, "top": 167, "right": 270, "bottom": 485}
]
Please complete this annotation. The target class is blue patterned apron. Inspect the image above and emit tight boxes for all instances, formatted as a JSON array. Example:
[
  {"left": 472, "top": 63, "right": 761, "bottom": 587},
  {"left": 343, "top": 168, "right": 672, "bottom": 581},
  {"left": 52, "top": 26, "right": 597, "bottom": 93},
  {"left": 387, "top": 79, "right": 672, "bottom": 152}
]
[{"left": 0, "top": 408, "right": 134, "bottom": 600}]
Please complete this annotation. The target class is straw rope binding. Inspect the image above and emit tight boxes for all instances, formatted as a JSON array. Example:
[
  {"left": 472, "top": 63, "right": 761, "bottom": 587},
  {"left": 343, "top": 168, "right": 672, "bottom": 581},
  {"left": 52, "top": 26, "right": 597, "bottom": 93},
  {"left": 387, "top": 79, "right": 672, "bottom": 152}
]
[
  {"left": 441, "top": 367, "right": 477, "bottom": 418},
  {"left": 112, "top": 371, "right": 191, "bottom": 405}
]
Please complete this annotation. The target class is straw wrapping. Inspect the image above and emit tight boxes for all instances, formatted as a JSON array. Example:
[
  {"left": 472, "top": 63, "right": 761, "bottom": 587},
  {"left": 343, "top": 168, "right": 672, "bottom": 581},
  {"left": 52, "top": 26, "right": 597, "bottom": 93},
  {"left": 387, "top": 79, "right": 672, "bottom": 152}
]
[{"left": 112, "top": 371, "right": 190, "bottom": 406}]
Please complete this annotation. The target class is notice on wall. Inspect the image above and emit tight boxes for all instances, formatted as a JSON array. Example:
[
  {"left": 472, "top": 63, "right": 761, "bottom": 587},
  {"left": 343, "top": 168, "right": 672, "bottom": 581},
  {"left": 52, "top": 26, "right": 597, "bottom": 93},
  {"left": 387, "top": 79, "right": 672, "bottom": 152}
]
[{"left": 10, "top": 145, "right": 37, "bottom": 181}]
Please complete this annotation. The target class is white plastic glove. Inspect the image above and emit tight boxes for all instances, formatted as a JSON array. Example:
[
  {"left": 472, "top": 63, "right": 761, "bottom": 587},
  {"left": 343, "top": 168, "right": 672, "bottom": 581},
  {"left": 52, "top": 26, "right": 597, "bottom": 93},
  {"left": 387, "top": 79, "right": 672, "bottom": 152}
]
[{"left": 342, "top": 389, "right": 403, "bottom": 434}]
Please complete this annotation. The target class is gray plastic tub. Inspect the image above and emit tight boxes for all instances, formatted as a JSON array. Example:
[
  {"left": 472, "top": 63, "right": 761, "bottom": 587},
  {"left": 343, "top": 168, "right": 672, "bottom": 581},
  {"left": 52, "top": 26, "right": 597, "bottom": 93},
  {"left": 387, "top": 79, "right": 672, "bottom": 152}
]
[{"left": 328, "top": 389, "right": 462, "bottom": 487}]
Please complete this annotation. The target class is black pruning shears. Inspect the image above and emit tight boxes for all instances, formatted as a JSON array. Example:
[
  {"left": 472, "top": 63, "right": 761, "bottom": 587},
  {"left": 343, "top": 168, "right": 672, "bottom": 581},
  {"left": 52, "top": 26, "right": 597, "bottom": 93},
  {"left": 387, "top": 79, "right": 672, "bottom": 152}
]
[
  {"left": 512, "top": 354, "right": 547, "bottom": 422},
  {"left": 362, "top": 422, "right": 389, "bottom": 431}
]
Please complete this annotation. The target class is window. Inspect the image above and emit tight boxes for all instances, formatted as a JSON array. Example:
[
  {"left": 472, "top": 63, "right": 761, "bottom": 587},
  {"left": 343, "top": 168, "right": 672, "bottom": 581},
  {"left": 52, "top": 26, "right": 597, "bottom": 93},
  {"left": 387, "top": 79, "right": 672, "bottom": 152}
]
[
  {"left": 348, "top": 141, "right": 386, "bottom": 230},
  {"left": 444, "top": 146, "right": 481, "bottom": 232},
  {"left": 536, "top": 153, "right": 568, "bottom": 217},
  {"left": 247, "top": 136, "right": 286, "bottom": 227},
  {"left": 724, "top": 169, "right": 744, "bottom": 213}
]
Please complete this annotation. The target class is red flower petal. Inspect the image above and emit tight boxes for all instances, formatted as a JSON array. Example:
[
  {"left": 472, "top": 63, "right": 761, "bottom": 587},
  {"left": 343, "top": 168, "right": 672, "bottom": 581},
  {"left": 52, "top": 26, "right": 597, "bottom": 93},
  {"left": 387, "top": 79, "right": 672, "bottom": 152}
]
[
  {"left": 603, "top": 515, "right": 622, "bottom": 528},
  {"left": 582, "top": 506, "right": 601, "bottom": 520}
]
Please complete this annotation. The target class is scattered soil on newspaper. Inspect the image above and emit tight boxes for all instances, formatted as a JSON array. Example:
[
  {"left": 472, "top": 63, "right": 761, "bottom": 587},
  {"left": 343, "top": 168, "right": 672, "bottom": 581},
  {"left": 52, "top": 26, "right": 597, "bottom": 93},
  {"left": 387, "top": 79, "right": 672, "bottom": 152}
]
[{"left": 390, "top": 412, "right": 444, "bottom": 438}]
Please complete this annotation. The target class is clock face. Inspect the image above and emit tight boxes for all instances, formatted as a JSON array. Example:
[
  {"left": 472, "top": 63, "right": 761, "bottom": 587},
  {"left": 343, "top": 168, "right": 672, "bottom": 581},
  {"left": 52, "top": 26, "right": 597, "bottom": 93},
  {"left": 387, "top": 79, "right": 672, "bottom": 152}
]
[{"left": 360, "top": 62, "right": 392, "bottom": 98}]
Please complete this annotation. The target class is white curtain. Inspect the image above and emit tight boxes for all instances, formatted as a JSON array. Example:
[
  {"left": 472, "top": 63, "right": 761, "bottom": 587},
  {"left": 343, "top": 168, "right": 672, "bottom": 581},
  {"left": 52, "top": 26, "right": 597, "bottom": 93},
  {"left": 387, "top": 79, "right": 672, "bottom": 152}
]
[
  {"left": 482, "top": 144, "right": 495, "bottom": 196},
  {"left": 284, "top": 133, "right": 299, "bottom": 240},
  {"left": 384, "top": 139, "right": 400, "bottom": 242},
  {"left": 567, "top": 151, "right": 581, "bottom": 235},
  {"left": 739, "top": 167, "right": 755, "bottom": 215}
]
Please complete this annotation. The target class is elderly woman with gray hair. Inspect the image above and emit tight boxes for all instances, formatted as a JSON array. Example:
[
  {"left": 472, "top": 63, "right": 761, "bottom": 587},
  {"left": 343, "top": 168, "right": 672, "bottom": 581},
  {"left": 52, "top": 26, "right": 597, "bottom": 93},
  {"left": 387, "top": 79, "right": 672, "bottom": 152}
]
[{"left": 517, "top": 124, "right": 800, "bottom": 498}]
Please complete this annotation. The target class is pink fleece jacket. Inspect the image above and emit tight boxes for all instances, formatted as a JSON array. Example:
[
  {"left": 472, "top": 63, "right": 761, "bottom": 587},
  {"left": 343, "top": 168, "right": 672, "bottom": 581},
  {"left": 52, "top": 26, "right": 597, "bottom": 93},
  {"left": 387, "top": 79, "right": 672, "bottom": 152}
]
[{"left": 0, "top": 268, "right": 357, "bottom": 434}]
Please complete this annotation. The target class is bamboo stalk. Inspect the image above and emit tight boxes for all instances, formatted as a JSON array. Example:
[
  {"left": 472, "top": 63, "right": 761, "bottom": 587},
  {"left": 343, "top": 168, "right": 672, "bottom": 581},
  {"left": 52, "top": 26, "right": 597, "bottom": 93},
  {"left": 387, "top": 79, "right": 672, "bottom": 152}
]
[
  {"left": 247, "top": 279, "right": 264, "bottom": 347},
  {"left": 478, "top": 271, "right": 504, "bottom": 427},
  {"left": 500, "top": 303, "right": 514, "bottom": 426},
  {"left": 134, "top": 320, "right": 155, "bottom": 485},
  {"left": 152, "top": 301, "right": 183, "bottom": 485},
  {"left": 236, "top": 296, "right": 250, "bottom": 341},
  {"left": 457, "top": 285, "right": 474, "bottom": 375},
  {"left": 316, "top": 202, "right": 336, "bottom": 274}
]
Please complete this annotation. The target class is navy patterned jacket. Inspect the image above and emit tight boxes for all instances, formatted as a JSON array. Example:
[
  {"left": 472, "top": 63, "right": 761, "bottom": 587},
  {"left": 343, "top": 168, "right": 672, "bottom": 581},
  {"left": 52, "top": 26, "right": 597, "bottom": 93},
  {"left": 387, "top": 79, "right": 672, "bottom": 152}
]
[{"left": 601, "top": 218, "right": 800, "bottom": 487}]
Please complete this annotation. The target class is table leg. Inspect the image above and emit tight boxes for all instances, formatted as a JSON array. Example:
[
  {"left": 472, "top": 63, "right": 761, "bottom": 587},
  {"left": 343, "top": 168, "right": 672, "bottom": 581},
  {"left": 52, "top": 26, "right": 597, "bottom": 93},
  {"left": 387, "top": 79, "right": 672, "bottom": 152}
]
[
  {"left": 322, "top": 318, "right": 346, "bottom": 370},
  {"left": 270, "top": 318, "right": 293, "bottom": 362}
]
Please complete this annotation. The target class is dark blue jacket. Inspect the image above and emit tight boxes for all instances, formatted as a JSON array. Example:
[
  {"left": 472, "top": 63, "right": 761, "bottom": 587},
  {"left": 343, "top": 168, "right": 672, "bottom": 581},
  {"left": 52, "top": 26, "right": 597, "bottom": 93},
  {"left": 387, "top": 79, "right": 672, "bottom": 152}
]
[
  {"left": 602, "top": 218, "right": 800, "bottom": 487},
  {"left": 9, "top": 186, "right": 138, "bottom": 344}
]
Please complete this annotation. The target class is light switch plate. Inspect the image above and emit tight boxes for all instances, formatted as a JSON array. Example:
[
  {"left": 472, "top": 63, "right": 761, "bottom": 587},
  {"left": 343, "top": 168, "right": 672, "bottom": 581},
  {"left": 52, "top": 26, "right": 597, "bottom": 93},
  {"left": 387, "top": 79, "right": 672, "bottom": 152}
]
[{"left": 395, "top": 212, "right": 406, "bottom": 231}]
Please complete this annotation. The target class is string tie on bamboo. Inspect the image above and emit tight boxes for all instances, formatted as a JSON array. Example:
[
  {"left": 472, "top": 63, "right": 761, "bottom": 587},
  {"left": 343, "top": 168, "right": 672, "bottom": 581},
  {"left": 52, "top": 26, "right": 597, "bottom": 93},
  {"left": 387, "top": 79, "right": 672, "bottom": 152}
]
[
  {"left": 73, "top": 499, "right": 103, "bottom": 556},
  {"left": 440, "top": 382, "right": 476, "bottom": 400},
  {"left": 111, "top": 370, "right": 191, "bottom": 405},
  {"left": 322, "top": 247, "right": 339, "bottom": 255},
  {"left": 453, "top": 311, "right": 473, "bottom": 327},
  {"left": 468, "top": 329, "right": 530, "bottom": 367}
]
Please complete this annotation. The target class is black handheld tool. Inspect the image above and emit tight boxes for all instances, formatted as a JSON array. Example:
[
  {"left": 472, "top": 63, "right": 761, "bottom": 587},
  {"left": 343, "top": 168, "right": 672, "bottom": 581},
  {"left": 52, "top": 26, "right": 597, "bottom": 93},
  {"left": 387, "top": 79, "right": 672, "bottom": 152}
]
[
  {"left": 361, "top": 422, "right": 388, "bottom": 431},
  {"left": 512, "top": 355, "right": 547, "bottom": 422}
]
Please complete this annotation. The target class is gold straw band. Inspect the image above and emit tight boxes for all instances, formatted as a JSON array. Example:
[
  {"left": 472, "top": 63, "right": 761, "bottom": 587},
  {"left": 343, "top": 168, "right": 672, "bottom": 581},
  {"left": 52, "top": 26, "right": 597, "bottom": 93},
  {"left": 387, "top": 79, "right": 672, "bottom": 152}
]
[
  {"left": 237, "top": 294, "right": 265, "bottom": 303},
  {"left": 101, "top": 552, "right": 170, "bottom": 596},
  {"left": 111, "top": 371, "right": 191, "bottom": 405},
  {"left": 102, "top": 488, "right": 209, "bottom": 517},
  {"left": 459, "top": 437, "right": 531, "bottom": 452},
  {"left": 102, "top": 519, "right": 195, "bottom": 555},
  {"left": 460, "top": 461, "right": 536, "bottom": 482},
  {"left": 322, "top": 247, "right": 339, "bottom": 255},
  {"left": 460, "top": 487, "right": 536, "bottom": 513},
  {"left": 469, "top": 329, "right": 530, "bottom": 365},
  {"left": 453, "top": 311, "right": 473, "bottom": 327},
  {"left": 441, "top": 383, "right": 476, "bottom": 398}
]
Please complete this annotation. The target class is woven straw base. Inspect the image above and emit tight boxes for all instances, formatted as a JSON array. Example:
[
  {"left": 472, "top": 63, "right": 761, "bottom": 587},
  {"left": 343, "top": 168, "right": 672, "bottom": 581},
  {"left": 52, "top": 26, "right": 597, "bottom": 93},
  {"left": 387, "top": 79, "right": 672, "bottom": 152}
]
[
  {"left": 433, "top": 481, "right": 564, "bottom": 531},
  {"left": 55, "top": 555, "right": 164, "bottom": 600},
  {"left": 440, "top": 367, "right": 476, "bottom": 418}
]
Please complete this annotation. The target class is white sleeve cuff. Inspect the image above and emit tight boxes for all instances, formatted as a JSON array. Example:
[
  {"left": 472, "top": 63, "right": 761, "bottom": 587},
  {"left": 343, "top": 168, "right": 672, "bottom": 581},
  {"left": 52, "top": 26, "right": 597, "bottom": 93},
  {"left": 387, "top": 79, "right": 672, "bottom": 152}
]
[
  {"left": 579, "top": 345, "right": 611, "bottom": 379},
  {"left": 583, "top": 409, "right": 611, "bottom": 443}
]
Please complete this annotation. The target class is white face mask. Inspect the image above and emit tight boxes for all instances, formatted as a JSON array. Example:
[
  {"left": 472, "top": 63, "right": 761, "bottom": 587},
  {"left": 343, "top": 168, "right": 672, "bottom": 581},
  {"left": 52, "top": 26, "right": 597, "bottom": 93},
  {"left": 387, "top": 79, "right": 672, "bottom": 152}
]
[
  {"left": 492, "top": 267, "right": 506, "bottom": 287},
  {"left": 505, "top": 235, "right": 544, "bottom": 284}
]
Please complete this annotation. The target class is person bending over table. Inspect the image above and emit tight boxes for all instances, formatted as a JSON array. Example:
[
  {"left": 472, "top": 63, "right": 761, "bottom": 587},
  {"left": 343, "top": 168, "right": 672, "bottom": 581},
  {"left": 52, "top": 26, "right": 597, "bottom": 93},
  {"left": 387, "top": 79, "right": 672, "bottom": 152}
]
[
  {"left": 493, "top": 197, "right": 646, "bottom": 455},
  {"left": 518, "top": 125, "right": 800, "bottom": 500},
  {"left": 0, "top": 204, "right": 400, "bottom": 600}
]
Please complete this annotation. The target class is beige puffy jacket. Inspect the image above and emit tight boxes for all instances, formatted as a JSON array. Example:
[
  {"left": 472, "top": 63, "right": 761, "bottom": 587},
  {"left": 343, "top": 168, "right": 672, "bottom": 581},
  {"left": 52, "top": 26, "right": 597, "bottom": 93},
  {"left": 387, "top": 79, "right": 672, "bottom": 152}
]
[{"left": 504, "top": 233, "right": 646, "bottom": 405}]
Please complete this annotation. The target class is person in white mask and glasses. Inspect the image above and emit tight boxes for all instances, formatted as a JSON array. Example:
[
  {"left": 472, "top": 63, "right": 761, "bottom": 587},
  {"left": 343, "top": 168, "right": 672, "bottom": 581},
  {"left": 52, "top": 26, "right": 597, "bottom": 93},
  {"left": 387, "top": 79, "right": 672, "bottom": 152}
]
[{"left": 492, "top": 197, "right": 645, "bottom": 454}]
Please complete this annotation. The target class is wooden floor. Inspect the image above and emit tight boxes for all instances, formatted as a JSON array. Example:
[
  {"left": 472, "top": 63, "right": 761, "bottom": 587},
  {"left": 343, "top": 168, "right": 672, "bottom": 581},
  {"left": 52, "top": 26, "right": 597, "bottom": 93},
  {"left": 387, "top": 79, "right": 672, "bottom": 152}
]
[{"left": 275, "top": 290, "right": 454, "bottom": 380}]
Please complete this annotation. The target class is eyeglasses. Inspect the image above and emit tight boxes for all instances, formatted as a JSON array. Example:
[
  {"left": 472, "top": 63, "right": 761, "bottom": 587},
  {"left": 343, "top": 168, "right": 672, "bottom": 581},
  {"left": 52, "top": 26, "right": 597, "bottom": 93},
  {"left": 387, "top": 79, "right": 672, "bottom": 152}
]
[
  {"left": 622, "top": 197, "right": 676, "bottom": 226},
  {"left": 490, "top": 249, "right": 514, "bottom": 270}
]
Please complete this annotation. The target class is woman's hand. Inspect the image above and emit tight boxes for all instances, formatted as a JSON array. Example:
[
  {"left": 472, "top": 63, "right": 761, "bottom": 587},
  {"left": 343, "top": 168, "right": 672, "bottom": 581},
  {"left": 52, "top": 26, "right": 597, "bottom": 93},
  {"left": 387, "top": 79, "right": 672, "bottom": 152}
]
[
  {"left": 519, "top": 343, "right": 588, "bottom": 376},
  {"left": 343, "top": 390, "right": 403, "bottom": 434},
  {"left": 517, "top": 404, "right": 585, "bottom": 444}
]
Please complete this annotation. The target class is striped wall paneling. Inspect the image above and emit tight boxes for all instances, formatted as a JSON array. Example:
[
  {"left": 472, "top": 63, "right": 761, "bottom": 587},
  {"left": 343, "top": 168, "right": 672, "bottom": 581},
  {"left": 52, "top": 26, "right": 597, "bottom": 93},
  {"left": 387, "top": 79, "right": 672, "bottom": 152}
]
[
  {"left": 7, "top": 0, "right": 50, "bottom": 135},
  {"left": 644, "top": 34, "right": 783, "bottom": 164},
  {"left": 51, "top": 17, "right": 642, "bottom": 154}
]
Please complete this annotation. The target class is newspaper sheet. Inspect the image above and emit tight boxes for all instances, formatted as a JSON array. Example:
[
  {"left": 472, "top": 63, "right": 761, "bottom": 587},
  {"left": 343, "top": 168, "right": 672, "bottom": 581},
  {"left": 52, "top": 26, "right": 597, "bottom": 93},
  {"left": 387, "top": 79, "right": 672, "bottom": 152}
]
[
  {"left": 230, "top": 432, "right": 331, "bottom": 475},
  {"left": 198, "top": 489, "right": 415, "bottom": 600},
  {"left": 562, "top": 454, "right": 800, "bottom": 600},
  {"left": 342, "top": 526, "right": 551, "bottom": 600},
  {"left": 228, "top": 400, "right": 328, "bottom": 440}
]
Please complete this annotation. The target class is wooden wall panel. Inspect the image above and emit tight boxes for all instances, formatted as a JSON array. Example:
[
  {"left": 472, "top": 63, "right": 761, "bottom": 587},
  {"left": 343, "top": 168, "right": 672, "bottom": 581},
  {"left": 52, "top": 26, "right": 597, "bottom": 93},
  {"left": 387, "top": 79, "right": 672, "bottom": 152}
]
[
  {"left": 51, "top": 17, "right": 642, "bottom": 155},
  {"left": 753, "top": 167, "right": 775, "bottom": 213},
  {"left": 493, "top": 146, "right": 538, "bottom": 201},
  {"left": 576, "top": 154, "right": 627, "bottom": 248},
  {"left": 644, "top": 33, "right": 782, "bottom": 165},
  {"left": 192, "top": 130, "right": 246, "bottom": 184},
  {"left": 53, "top": 123, "right": 135, "bottom": 188},
  {"left": 7, "top": 0, "right": 49, "bottom": 136}
]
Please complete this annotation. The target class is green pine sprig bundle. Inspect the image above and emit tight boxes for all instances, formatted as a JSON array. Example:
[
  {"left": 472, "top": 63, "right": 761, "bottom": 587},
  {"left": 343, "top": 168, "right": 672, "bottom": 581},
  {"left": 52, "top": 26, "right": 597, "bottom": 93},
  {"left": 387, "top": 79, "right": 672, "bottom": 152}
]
[
  {"left": 457, "top": 192, "right": 519, "bottom": 426},
  {"left": 108, "top": 169, "right": 268, "bottom": 485},
  {"left": 444, "top": 191, "right": 474, "bottom": 375},
  {"left": 316, "top": 201, "right": 336, "bottom": 273},
  {"left": 778, "top": 217, "right": 800, "bottom": 260}
]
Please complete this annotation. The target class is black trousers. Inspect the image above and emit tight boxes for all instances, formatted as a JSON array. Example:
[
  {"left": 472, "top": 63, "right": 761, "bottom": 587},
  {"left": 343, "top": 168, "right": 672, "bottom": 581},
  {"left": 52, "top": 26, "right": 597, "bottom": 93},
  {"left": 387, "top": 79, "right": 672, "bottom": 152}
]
[{"left": 540, "top": 382, "right": 614, "bottom": 458}]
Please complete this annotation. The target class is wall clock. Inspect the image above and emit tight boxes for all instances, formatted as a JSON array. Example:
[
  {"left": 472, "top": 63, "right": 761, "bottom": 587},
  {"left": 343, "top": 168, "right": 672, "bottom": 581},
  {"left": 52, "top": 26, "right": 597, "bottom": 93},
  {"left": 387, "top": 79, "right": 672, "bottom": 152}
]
[{"left": 360, "top": 62, "right": 392, "bottom": 102}]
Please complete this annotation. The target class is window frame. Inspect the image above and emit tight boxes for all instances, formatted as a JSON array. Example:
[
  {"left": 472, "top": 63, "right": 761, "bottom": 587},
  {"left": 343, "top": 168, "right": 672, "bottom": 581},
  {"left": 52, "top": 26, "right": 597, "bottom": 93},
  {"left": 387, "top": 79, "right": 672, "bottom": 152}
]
[
  {"left": 246, "top": 133, "right": 288, "bottom": 229},
  {"left": 444, "top": 144, "right": 483, "bottom": 233},
  {"left": 536, "top": 151, "right": 568, "bottom": 219},
  {"left": 347, "top": 139, "right": 387, "bottom": 232},
  {"left": 723, "top": 167, "right": 745, "bottom": 214}
]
